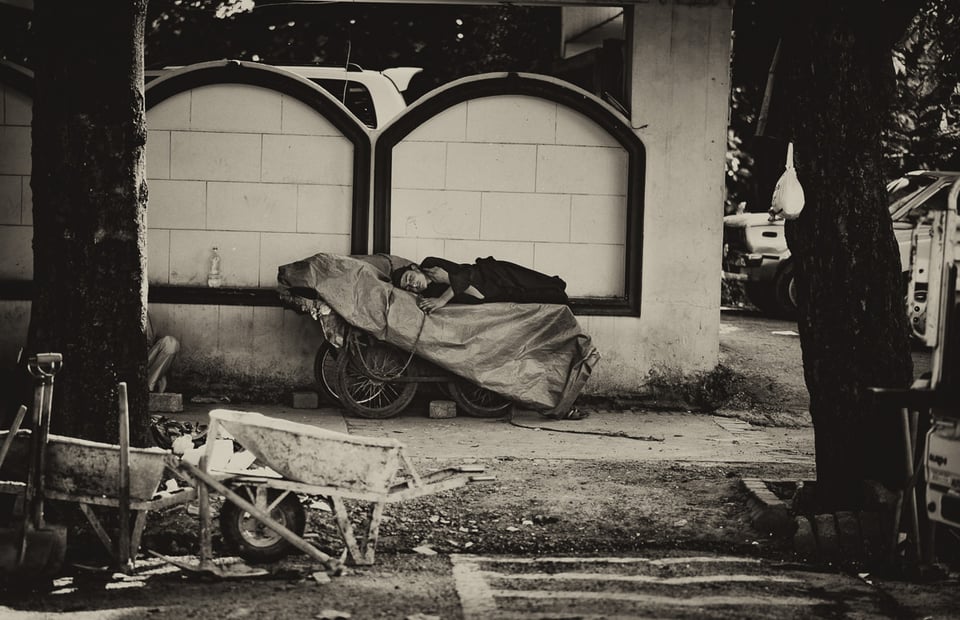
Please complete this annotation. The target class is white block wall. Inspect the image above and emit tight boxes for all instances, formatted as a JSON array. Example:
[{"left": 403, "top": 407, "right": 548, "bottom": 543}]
[
  {"left": 146, "top": 83, "right": 355, "bottom": 288},
  {"left": 0, "top": 82, "right": 33, "bottom": 281},
  {"left": 390, "top": 95, "right": 628, "bottom": 298}
]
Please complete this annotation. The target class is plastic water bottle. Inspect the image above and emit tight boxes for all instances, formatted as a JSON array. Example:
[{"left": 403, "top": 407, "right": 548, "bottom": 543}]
[{"left": 207, "top": 246, "right": 223, "bottom": 288}]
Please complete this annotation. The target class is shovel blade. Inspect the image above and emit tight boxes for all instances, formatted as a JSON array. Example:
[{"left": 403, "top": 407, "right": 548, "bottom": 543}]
[{"left": 0, "top": 525, "right": 67, "bottom": 579}]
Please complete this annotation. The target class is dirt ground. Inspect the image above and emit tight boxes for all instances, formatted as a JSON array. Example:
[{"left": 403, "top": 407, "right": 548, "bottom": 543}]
[{"left": 0, "top": 310, "right": 950, "bottom": 618}]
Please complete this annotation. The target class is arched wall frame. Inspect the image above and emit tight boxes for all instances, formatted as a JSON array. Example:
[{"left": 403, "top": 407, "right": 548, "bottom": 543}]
[
  {"left": 143, "top": 60, "right": 372, "bottom": 305},
  {"left": 373, "top": 73, "right": 644, "bottom": 316}
]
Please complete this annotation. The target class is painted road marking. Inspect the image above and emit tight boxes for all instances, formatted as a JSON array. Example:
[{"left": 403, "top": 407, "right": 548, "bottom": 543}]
[
  {"left": 451, "top": 554, "right": 863, "bottom": 619},
  {"left": 486, "top": 572, "right": 802, "bottom": 585}
]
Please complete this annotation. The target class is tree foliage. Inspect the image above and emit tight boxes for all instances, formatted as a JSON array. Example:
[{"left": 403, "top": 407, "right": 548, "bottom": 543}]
[
  {"left": 729, "top": 0, "right": 960, "bottom": 215},
  {"left": 143, "top": 1, "right": 558, "bottom": 98},
  {"left": 886, "top": 0, "right": 960, "bottom": 174}
]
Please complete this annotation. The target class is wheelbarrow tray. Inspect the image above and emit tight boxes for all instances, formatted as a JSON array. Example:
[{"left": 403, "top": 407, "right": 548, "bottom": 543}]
[
  {"left": 211, "top": 409, "right": 403, "bottom": 494},
  {"left": 0, "top": 431, "right": 168, "bottom": 501}
]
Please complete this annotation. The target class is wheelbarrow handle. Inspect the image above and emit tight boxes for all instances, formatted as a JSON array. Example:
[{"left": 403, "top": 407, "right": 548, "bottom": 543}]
[{"left": 27, "top": 353, "right": 63, "bottom": 380}]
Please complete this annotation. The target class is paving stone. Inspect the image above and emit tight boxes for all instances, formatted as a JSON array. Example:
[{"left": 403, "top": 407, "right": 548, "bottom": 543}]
[
  {"left": 429, "top": 400, "right": 457, "bottom": 419},
  {"left": 149, "top": 392, "right": 183, "bottom": 413}
]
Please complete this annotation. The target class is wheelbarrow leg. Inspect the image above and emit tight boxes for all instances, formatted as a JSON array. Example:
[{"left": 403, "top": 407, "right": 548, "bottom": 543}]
[{"left": 330, "top": 496, "right": 383, "bottom": 566}]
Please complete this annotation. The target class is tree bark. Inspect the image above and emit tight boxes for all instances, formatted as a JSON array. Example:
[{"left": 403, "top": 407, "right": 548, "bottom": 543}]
[
  {"left": 28, "top": 1, "right": 150, "bottom": 444},
  {"left": 771, "top": 2, "right": 917, "bottom": 507}
]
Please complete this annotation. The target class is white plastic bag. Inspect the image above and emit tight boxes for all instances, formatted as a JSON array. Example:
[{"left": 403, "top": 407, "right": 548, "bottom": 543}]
[{"left": 769, "top": 142, "right": 805, "bottom": 220}]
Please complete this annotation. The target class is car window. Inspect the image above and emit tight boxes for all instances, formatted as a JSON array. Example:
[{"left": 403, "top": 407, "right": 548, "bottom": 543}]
[
  {"left": 311, "top": 78, "right": 377, "bottom": 128},
  {"left": 887, "top": 176, "right": 935, "bottom": 216},
  {"left": 895, "top": 184, "right": 951, "bottom": 225}
]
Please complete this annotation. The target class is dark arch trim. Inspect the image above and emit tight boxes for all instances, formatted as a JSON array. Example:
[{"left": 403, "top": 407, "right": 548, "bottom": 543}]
[
  {"left": 373, "top": 74, "right": 644, "bottom": 316},
  {"left": 0, "top": 62, "right": 33, "bottom": 97},
  {"left": 146, "top": 61, "right": 371, "bottom": 255}
]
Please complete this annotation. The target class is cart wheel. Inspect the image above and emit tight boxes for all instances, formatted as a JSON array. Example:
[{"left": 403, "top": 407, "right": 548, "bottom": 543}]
[
  {"left": 336, "top": 334, "right": 417, "bottom": 419},
  {"left": 448, "top": 379, "right": 512, "bottom": 418},
  {"left": 313, "top": 341, "right": 340, "bottom": 404},
  {"left": 219, "top": 487, "right": 306, "bottom": 564}
]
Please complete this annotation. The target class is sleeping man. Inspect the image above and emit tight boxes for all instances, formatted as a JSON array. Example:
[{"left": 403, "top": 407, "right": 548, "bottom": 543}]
[{"left": 391, "top": 256, "right": 569, "bottom": 314}]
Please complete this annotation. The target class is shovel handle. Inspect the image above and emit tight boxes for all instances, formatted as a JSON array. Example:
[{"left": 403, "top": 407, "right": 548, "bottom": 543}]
[{"left": 27, "top": 353, "right": 62, "bottom": 381}]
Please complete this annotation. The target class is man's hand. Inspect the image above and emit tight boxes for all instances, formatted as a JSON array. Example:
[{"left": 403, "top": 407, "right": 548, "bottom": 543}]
[
  {"left": 423, "top": 265, "right": 450, "bottom": 284},
  {"left": 418, "top": 287, "right": 454, "bottom": 314},
  {"left": 418, "top": 297, "right": 448, "bottom": 314}
]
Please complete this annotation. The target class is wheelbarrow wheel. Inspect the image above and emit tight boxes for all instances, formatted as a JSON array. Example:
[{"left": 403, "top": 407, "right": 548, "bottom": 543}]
[
  {"left": 448, "top": 379, "right": 512, "bottom": 418},
  {"left": 336, "top": 334, "right": 417, "bottom": 419},
  {"left": 219, "top": 487, "right": 306, "bottom": 564},
  {"left": 313, "top": 341, "right": 340, "bottom": 404}
]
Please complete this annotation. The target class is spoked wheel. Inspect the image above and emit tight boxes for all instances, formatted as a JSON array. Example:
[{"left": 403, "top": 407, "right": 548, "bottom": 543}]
[
  {"left": 448, "top": 379, "right": 512, "bottom": 418},
  {"left": 313, "top": 341, "right": 340, "bottom": 404},
  {"left": 336, "top": 331, "right": 417, "bottom": 419},
  {"left": 219, "top": 486, "right": 306, "bottom": 563}
]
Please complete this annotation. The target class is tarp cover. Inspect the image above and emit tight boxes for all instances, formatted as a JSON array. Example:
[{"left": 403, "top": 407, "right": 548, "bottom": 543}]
[{"left": 277, "top": 253, "right": 600, "bottom": 416}]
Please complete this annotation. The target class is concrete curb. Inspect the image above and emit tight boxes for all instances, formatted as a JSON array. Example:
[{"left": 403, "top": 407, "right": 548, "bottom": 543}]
[
  {"left": 740, "top": 478, "right": 894, "bottom": 566},
  {"left": 740, "top": 478, "right": 797, "bottom": 538}
]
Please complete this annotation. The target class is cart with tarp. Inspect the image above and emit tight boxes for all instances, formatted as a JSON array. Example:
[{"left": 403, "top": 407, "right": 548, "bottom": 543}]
[{"left": 277, "top": 253, "right": 600, "bottom": 419}]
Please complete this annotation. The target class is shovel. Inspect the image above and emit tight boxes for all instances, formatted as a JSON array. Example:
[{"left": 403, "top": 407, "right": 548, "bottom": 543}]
[{"left": 0, "top": 353, "right": 67, "bottom": 580}]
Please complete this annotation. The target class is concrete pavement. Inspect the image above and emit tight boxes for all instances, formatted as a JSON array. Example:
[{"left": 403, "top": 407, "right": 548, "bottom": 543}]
[{"left": 163, "top": 400, "right": 815, "bottom": 465}]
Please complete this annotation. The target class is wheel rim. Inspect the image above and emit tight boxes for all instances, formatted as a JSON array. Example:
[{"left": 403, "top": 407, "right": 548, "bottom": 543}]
[
  {"left": 314, "top": 344, "right": 339, "bottom": 401},
  {"left": 787, "top": 276, "right": 798, "bottom": 310},
  {"left": 336, "top": 333, "right": 417, "bottom": 417},
  {"left": 236, "top": 488, "right": 289, "bottom": 548},
  {"left": 450, "top": 379, "right": 511, "bottom": 417},
  {"left": 343, "top": 345, "right": 407, "bottom": 406},
  {"left": 461, "top": 384, "right": 510, "bottom": 411}
]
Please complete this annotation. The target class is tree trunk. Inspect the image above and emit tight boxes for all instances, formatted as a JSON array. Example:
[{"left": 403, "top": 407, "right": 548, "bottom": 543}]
[
  {"left": 28, "top": 1, "right": 150, "bottom": 444},
  {"left": 771, "top": 2, "right": 917, "bottom": 508}
]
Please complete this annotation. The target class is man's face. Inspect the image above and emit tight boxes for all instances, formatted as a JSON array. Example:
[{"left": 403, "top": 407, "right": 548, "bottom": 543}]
[{"left": 400, "top": 267, "right": 429, "bottom": 292}]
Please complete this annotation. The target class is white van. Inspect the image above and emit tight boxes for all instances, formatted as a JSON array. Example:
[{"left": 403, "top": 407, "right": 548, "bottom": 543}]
[
  {"left": 275, "top": 64, "right": 420, "bottom": 129},
  {"left": 146, "top": 62, "right": 421, "bottom": 129}
]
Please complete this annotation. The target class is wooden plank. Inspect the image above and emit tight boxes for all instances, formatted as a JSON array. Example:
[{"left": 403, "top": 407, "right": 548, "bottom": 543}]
[
  {"left": 0, "top": 406, "right": 27, "bottom": 469},
  {"left": 331, "top": 496, "right": 366, "bottom": 565},
  {"left": 117, "top": 383, "right": 131, "bottom": 568},
  {"left": 79, "top": 503, "right": 113, "bottom": 553}
]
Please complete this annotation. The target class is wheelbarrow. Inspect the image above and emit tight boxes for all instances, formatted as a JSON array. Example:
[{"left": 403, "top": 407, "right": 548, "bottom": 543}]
[
  {"left": 166, "top": 409, "right": 494, "bottom": 575},
  {"left": 0, "top": 377, "right": 193, "bottom": 575},
  {"left": 0, "top": 353, "right": 68, "bottom": 581}
]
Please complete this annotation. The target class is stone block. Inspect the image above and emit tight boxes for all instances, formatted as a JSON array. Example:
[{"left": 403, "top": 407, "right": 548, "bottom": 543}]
[
  {"left": 429, "top": 400, "right": 457, "bottom": 419},
  {"left": 149, "top": 392, "right": 183, "bottom": 413},
  {"left": 813, "top": 514, "right": 840, "bottom": 561},
  {"left": 793, "top": 516, "right": 817, "bottom": 559},
  {"left": 291, "top": 390, "right": 319, "bottom": 409},
  {"left": 858, "top": 510, "right": 888, "bottom": 561},
  {"left": 741, "top": 478, "right": 796, "bottom": 539},
  {"left": 835, "top": 511, "right": 863, "bottom": 558}
]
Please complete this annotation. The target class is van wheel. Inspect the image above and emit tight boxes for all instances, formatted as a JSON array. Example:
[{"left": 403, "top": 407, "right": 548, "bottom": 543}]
[{"left": 772, "top": 260, "right": 799, "bottom": 319}]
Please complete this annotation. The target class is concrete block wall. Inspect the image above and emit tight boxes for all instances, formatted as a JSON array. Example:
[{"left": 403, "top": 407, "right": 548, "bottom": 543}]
[
  {"left": 146, "top": 83, "right": 355, "bottom": 288},
  {"left": 0, "top": 81, "right": 33, "bottom": 282},
  {"left": 390, "top": 95, "right": 629, "bottom": 298}
]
